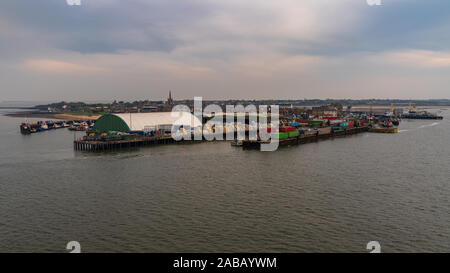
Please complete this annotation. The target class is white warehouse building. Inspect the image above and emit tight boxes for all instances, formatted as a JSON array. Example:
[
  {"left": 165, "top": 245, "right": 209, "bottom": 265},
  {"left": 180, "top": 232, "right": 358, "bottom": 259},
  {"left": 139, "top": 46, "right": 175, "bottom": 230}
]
[{"left": 93, "top": 112, "right": 202, "bottom": 133}]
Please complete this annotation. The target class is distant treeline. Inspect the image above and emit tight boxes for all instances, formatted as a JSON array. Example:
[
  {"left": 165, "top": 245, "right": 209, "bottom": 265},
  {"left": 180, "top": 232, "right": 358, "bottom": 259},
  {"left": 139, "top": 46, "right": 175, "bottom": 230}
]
[
  {"left": 35, "top": 99, "right": 450, "bottom": 110},
  {"left": 280, "top": 99, "right": 450, "bottom": 106},
  {"left": 199, "top": 99, "right": 450, "bottom": 106}
]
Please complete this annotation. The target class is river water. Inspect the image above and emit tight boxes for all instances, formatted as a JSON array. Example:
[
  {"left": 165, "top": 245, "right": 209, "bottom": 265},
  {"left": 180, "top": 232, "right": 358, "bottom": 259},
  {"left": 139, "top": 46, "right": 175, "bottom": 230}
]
[{"left": 0, "top": 108, "right": 449, "bottom": 252}]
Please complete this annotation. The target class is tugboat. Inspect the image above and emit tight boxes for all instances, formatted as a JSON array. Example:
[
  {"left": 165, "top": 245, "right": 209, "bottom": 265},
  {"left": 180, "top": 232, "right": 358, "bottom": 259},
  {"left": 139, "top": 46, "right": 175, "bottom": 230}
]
[
  {"left": 369, "top": 121, "right": 398, "bottom": 133},
  {"left": 401, "top": 102, "right": 443, "bottom": 120},
  {"left": 401, "top": 111, "right": 443, "bottom": 120},
  {"left": 382, "top": 104, "right": 401, "bottom": 126}
]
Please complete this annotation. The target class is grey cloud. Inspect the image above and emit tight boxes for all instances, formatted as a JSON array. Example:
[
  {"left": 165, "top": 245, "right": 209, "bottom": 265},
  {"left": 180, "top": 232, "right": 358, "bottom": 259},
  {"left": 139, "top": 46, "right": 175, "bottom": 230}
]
[
  {"left": 281, "top": 0, "right": 450, "bottom": 56},
  {"left": 0, "top": 0, "right": 207, "bottom": 54},
  {"left": 3, "top": 0, "right": 450, "bottom": 57},
  {"left": 1, "top": 0, "right": 450, "bottom": 101}
]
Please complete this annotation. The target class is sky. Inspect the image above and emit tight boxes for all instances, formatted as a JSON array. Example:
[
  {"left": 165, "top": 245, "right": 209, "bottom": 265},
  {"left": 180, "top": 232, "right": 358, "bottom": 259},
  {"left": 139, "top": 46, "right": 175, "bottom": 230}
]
[{"left": 1, "top": 0, "right": 450, "bottom": 101}]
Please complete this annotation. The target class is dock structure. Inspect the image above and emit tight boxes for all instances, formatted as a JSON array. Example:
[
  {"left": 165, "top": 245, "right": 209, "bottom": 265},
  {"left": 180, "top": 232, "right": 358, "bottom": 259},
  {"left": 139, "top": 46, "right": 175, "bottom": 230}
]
[
  {"left": 74, "top": 126, "right": 371, "bottom": 151},
  {"left": 74, "top": 135, "right": 179, "bottom": 151},
  {"left": 242, "top": 126, "right": 370, "bottom": 149}
]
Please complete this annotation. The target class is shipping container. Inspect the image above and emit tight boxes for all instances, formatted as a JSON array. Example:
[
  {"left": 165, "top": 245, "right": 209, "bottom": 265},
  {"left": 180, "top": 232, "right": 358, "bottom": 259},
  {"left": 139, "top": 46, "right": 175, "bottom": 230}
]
[
  {"left": 279, "top": 126, "right": 296, "bottom": 132},
  {"left": 308, "top": 120, "right": 324, "bottom": 124},
  {"left": 360, "top": 120, "right": 369, "bottom": 126},
  {"left": 271, "top": 132, "right": 289, "bottom": 139}
]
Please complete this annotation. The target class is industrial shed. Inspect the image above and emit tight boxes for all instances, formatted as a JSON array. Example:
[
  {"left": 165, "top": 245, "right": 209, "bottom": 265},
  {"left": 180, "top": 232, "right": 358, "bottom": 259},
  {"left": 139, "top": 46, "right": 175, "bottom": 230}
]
[{"left": 93, "top": 112, "right": 202, "bottom": 133}]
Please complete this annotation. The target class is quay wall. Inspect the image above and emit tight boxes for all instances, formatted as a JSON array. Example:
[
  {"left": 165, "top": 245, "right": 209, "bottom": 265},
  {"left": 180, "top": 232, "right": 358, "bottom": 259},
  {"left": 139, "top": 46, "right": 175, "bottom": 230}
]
[
  {"left": 242, "top": 126, "right": 369, "bottom": 149},
  {"left": 74, "top": 126, "right": 370, "bottom": 151}
]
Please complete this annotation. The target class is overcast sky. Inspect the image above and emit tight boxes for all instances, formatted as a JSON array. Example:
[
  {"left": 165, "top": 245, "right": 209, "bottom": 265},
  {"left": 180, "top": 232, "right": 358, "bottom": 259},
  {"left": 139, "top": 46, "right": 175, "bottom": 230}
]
[{"left": 1, "top": 0, "right": 450, "bottom": 101}]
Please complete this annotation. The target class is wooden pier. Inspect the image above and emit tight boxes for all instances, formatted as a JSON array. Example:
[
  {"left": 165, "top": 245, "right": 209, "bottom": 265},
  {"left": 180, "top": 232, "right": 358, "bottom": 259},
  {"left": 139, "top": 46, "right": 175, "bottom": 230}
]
[
  {"left": 74, "top": 135, "right": 179, "bottom": 151},
  {"left": 74, "top": 131, "right": 249, "bottom": 151}
]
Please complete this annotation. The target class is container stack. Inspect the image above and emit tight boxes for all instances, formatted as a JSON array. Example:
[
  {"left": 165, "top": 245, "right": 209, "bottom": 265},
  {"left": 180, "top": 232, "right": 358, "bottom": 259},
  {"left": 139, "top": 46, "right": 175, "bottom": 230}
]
[{"left": 271, "top": 126, "right": 298, "bottom": 139}]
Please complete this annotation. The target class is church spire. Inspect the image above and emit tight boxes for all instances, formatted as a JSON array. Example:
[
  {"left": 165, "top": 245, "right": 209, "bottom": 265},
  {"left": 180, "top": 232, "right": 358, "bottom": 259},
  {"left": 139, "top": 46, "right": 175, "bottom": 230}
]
[{"left": 168, "top": 90, "right": 174, "bottom": 106}]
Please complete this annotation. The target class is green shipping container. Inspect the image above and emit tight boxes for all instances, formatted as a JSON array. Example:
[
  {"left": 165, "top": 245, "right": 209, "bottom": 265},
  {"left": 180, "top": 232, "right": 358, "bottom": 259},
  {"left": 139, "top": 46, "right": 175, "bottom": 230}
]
[
  {"left": 123, "top": 134, "right": 137, "bottom": 140},
  {"left": 308, "top": 120, "right": 323, "bottom": 124},
  {"left": 271, "top": 132, "right": 289, "bottom": 139},
  {"left": 288, "top": 131, "right": 300, "bottom": 138},
  {"left": 279, "top": 132, "right": 289, "bottom": 139}
]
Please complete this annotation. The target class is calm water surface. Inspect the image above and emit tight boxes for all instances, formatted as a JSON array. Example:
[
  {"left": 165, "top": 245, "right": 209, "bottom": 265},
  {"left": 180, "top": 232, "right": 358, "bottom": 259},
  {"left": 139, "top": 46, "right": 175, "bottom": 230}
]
[{"left": 0, "top": 109, "right": 449, "bottom": 252}]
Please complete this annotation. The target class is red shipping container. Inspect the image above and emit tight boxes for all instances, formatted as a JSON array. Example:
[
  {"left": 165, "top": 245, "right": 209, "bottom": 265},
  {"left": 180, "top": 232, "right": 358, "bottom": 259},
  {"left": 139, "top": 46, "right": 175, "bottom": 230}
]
[{"left": 279, "top": 126, "right": 296, "bottom": 132}]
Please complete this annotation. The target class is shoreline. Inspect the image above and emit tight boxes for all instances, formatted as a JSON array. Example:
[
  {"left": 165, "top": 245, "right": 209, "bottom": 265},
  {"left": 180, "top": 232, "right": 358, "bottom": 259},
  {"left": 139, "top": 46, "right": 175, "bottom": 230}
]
[
  {"left": 5, "top": 110, "right": 100, "bottom": 121},
  {"left": 4, "top": 105, "right": 447, "bottom": 121}
]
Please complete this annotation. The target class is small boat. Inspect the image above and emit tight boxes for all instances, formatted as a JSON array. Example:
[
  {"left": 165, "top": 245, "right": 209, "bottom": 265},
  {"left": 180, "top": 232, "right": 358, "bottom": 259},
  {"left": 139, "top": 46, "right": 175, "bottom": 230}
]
[
  {"left": 369, "top": 126, "right": 398, "bottom": 133},
  {"left": 46, "top": 122, "right": 55, "bottom": 129},
  {"left": 68, "top": 125, "right": 87, "bottom": 131},
  {"left": 20, "top": 124, "right": 31, "bottom": 134}
]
